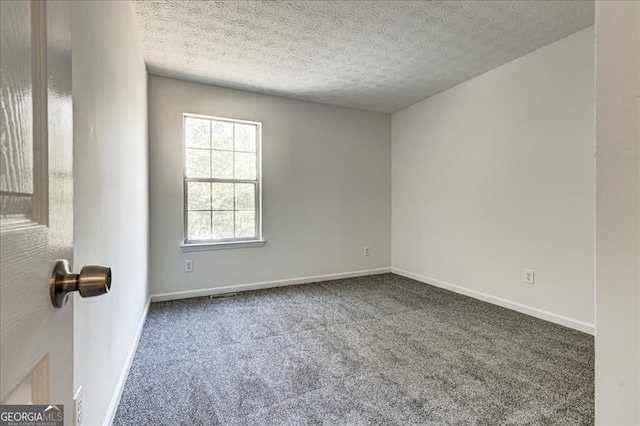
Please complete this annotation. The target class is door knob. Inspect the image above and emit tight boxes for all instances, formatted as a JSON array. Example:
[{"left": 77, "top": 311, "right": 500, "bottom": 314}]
[{"left": 50, "top": 259, "right": 111, "bottom": 308}]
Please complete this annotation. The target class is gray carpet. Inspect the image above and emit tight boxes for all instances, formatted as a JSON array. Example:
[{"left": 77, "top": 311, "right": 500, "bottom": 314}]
[{"left": 113, "top": 273, "right": 594, "bottom": 425}]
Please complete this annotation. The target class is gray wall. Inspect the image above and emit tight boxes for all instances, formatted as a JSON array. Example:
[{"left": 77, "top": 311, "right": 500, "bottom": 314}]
[
  {"left": 391, "top": 28, "right": 595, "bottom": 331},
  {"left": 72, "top": 1, "right": 149, "bottom": 425},
  {"left": 149, "top": 76, "right": 391, "bottom": 297},
  {"left": 595, "top": 1, "right": 639, "bottom": 424}
]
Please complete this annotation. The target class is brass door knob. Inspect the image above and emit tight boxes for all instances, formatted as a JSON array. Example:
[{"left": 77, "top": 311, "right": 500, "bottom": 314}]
[{"left": 50, "top": 259, "right": 111, "bottom": 308}]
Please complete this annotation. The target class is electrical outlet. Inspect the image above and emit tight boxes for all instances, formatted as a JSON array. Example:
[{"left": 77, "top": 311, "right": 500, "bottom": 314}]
[
  {"left": 74, "top": 386, "right": 83, "bottom": 426},
  {"left": 364, "top": 246, "right": 370, "bottom": 256},
  {"left": 523, "top": 269, "right": 535, "bottom": 285},
  {"left": 184, "top": 260, "right": 194, "bottom": 273}
]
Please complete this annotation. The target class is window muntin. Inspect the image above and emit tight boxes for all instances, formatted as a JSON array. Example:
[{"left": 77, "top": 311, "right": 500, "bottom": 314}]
[{"left": 183, "top": 114, "right": 261, "bottom": 245}]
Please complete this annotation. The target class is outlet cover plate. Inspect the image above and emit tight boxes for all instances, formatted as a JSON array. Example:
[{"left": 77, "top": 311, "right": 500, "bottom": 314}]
[
  {"left": 74, "top": 385, "right": 83, "bottom": 426},
  {"left": 523, "top": 269, "right": 535, "bottom": 285}
]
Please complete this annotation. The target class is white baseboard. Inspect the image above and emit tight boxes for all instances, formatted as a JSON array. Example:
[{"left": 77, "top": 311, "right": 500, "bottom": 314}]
[
  {"left": 150, "top": 268, "right": 391, "bottom": 302},
  {"left": 391, "top": 268, "right": 595, "bottom": 335},
  {"left": 150, "top": 265, "right": 594, "bottom": 333},
  {"left": 103, "top": 297, "right": 151, "bottom": 426}
]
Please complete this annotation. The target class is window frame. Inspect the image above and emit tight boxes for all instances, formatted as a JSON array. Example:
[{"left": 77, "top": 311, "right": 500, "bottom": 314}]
[{"left": 181, "top": 113, "right": 264, "bottom": 251}]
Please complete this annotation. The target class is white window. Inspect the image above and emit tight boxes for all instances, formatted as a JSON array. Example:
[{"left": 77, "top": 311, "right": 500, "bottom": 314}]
[{"left": 182, "top": 114, "right": 263, "bottom": 249}]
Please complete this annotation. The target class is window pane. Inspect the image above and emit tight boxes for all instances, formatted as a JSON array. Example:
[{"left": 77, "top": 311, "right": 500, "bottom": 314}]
[
  {"left": 234, "top": 124, "right": 256, "bottom": 152},
  {"left": 212, "top": 150, "right": 233, "bottom": 179},
  {"left": 212, "top": 211, "right": 234, "bottom": 239},
  {"left": 235, "top": 183, "right": 255, "bottom": 211},
  {"left": 188, "top": 211, "right": 211, "bottom": 240},
  {"left": 184, "top": 116, "right": 262, "bottom": 244},
  {"left": 234, "top": 152, "right": 256, "bottom": 180},
  {"left": 186, "top": 148, "right": 210, "bottom": 178},
  {"left": 185, "top": 118, "right": 210, "bottom": 148},
  {"left": 235, "top": 211, "right": 255, "bottom": 238},
  {"left": 212, "top": 183, "right": 234, "bottom": 210},
  {"left": 187, "top": 182, "right": 211, "bottom": 210},
  {"left": 212, "top": 121, "right": 233, "bottom": 150}
]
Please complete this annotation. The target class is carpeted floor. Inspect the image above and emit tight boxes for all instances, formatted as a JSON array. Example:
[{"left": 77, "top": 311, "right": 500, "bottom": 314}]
[{"left": 113, "top": 273, "right": 594, "bottom": 425}]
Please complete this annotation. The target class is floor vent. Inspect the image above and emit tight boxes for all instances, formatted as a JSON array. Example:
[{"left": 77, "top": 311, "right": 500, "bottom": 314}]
[{"left": 209, "top": 292, "right": 236, "bottom": 300}]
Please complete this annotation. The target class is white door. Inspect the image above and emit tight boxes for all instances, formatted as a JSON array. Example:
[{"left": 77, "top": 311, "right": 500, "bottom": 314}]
[{"left": 0, "top": 0, "right": 74, "bottom": 421}]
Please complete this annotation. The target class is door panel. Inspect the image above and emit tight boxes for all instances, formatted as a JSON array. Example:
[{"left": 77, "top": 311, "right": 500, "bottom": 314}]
[
  {"left": 0, "top": 225, "right": 50, "bottom": 399},
  {"left": 0, "top": 0, "right": 34, "bottom": 219},
  {"left": 3, "top": 357, "right": 49, "bottom": 405}
]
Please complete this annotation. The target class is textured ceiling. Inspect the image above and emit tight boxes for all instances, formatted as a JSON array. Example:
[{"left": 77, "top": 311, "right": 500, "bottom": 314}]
[{"left": 130, "top": 1, "right": 594, "bottom": 113}]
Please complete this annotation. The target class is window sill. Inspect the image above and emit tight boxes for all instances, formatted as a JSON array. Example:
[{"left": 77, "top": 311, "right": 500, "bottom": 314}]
[{"left": 180, "top": 240, "right": 266, "bottom": 252}]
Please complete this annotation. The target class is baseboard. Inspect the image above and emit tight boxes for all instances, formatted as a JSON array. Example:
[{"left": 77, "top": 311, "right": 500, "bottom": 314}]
[
  {"left": 391, "top": 268, "right": 595, "bottom": 335},
  {"left": 103, "top": 297, "right": 151, "bottom": 426},
  {"left": 150, "top": 267, "right": 391, "bottom": 302}
]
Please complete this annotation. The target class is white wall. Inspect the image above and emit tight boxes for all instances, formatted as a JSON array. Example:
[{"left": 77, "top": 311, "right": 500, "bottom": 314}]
[
  {"left": 595, "top": 1, "right": 640, "bottom": 424},
  {"left": 72, "top": 2, "right": 149, "bottom": 425},
  {"left": 391, "top": 28, "right": 595, "bottom": 332},
  {"left": 149, "top": 76, "right": 391, "bottom": 297}
]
